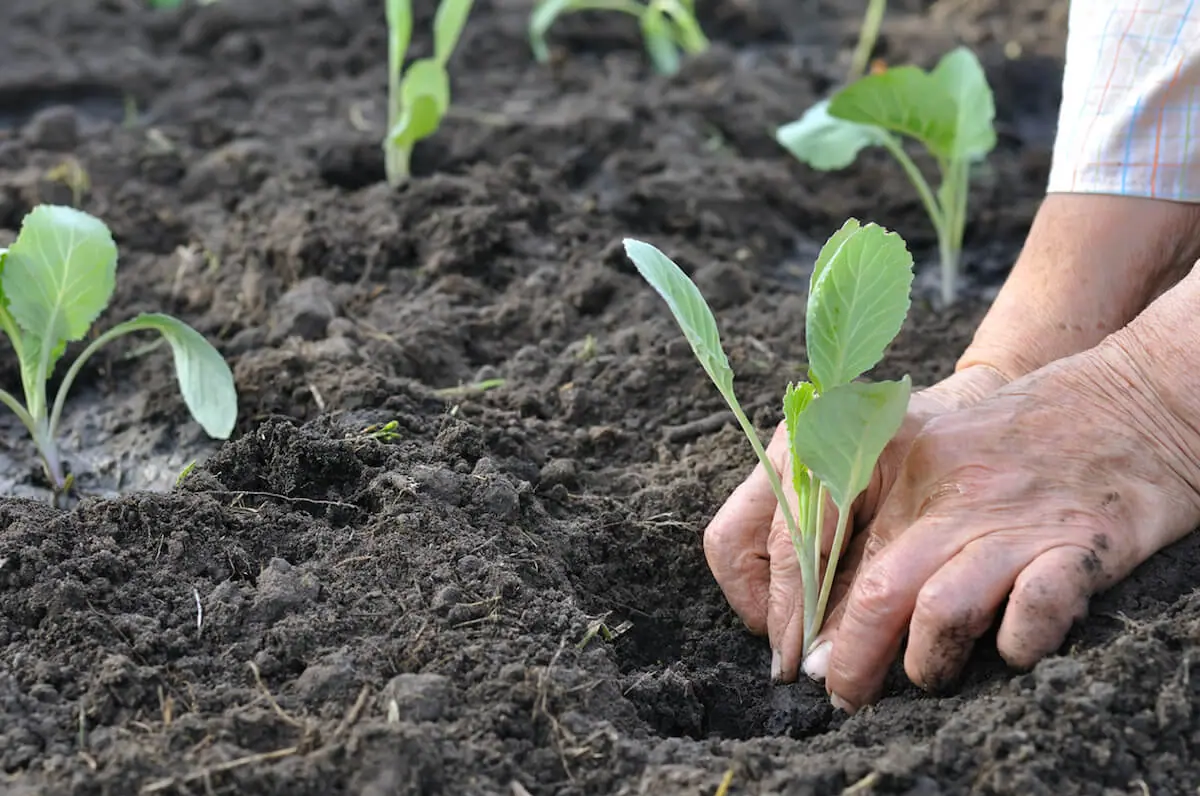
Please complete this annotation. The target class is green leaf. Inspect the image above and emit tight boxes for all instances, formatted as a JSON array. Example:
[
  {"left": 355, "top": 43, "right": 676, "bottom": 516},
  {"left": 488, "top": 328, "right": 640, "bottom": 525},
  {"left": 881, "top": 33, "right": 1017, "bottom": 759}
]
[
  {"left": 386, "top": 0, "right": 414, "bottom": 75},
  {"left": 641, "top": 7, "right": 681, "bottom": 75},
  {"left": 3, "top": 205, "right": 117, "bottom": 373},
  {"left": 623, "top": 238, "right": 734, "bottom": 392},
  {"left": 783, "top": 380, "right": 816, "bottom": 511},
  {"left": 931, "top": 46, "right": 996, "bottom": 161},
  {"left": 529, "top": 0, "right": 575, "bottom": 62},
  {"left": 103, "top": 313, "right": 238, "bottom": 439},
  {"left": 658, "top": 0, "right": 708, "bottom": 54},
  {"left": 827, "top": 66, "right": 959, "bottom": 160},
  {"left": 805, "top": 222, "right": 913, "bottom": 391},
  {"left": 390, "top": 58, "right": 451, "bottom": 146},
  {"left": 776, "top": 99, "right": 889, "bottom": 171},
  {"left": 810, "top": 218, "right": 861, "bottom": 288},
  {"left": 433, "top": 0, "right": 475, "bottom": 65},
  {"left": 790, "top": 377, "right": 911, "bottom": 509}
]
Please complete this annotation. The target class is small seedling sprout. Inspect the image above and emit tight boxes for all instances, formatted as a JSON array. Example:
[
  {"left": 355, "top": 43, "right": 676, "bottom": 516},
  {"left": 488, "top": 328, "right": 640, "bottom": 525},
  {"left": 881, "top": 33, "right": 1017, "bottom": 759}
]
[
  {"left": 624, "top": 219, "right": 914, "bottom": 652},
  {"left": 384, "top": 0, "right": 475, "bottom": 186},
  {"left": 848, "top": 0, "right": 887, "bottom": 81},
  {"left": 0, "top": 205, "right": 238, "bottom": 491},
  {"left": 776, "top": 47, "right": 996, "bottom": 306},
  {"left": 529, "top": 0, "right": 708, "bottom": 76}
]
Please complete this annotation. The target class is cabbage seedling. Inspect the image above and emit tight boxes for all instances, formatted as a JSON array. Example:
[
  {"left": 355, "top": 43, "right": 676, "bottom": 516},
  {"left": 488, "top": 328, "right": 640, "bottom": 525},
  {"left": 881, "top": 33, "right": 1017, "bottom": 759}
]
[
  {"left": 848, "top": 0, "right": 887, "bottom": 80},
  {"left": 529, "top": 0, "right": 708, "bottom": 76},
  {"left": 624, "top": 220, "right": 913, "bottom": 652},
  {"left": 776, "top": 47, "right": 995, "bottom": 306},
  {"left": 384, "top": 0, "right": 474, "bottom": 186},
  {"left": 0, "top": 205, "right": 238, "bottom": 491}
]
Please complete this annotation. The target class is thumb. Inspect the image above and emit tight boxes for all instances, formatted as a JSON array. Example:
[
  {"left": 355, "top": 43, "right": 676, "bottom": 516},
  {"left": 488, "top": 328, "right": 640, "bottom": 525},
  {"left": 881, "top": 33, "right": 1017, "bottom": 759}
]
[
  {"left": 766, "top": 499, "right": 807, "bottom": 682},
  {"left": 767, "top": 439, "right": 807, "bottom": 683},
  {"left": 798, "top": 526, "right": 871, "bottom": 682}
]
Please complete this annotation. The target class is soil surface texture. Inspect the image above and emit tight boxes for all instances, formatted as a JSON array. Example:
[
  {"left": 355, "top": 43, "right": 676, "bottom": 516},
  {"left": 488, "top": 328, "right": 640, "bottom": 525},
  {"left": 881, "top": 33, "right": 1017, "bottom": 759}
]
[{"left": 2, "top": 0, "right": 1198, "bottom": 794}]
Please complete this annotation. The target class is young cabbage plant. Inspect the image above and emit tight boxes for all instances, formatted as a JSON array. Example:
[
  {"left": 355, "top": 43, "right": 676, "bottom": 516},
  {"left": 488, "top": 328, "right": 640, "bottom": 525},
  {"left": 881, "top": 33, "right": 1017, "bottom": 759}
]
[
  {"left": 384, "top": 0, "right": 475, "bottom": 186},
  {"left": 529, "top": 0, "right": 708, "bottom": 76},
  {"left": 0, "top": 205, "right": 238, "bottom": 492},
  {"left": 848, "top": 0, "right": 887, "bottom": 81},
  {"left": 624, "top": 220, "right": 914, "bottom": 653},
  {"left": 776, "top": 46, "right": 995, "bottom": 306}
]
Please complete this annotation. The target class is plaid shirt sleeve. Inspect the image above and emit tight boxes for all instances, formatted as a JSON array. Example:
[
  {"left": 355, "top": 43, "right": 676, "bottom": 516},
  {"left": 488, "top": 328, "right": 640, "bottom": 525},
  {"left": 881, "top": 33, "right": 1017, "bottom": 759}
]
[{"left": 1048, "top": 0, "right": 1200, "bottom": 201}]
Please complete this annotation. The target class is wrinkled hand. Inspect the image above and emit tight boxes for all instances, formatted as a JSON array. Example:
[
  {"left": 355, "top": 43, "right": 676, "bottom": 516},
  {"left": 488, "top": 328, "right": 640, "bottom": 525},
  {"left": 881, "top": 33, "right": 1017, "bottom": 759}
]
[
  {"left": 810, "top": 345, "right": 1200, "bottom": 712},
  {"left": 703, "top": 365, "right": 1010, "bottom": 683}
]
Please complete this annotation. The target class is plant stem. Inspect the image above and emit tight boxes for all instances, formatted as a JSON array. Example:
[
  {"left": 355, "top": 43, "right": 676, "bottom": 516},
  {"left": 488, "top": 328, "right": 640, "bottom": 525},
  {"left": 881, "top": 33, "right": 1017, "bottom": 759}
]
[
  {"left": 32, "top": 422, "right": 66, "bottom": 489},
  {"left": 802, "top": 479, "right": 828, "bottom": 654},
  {"left": 47, "top": 324, "right": 130, "bottom": 442},
  {"left": 728, "top": 402, "right": 817, "bottom": 604},
  {"left": 937, "top": 226, "right": 960, "bottom": 307},
  {"left": 562, "top": 0, "right": 648, "bottom": 17},
  {"left": 810, "top": 501, "right": 853, "bottom": 646},
  {"left": 879, "top": 135, "right": 943, "bottom": 236},
  {"left": 936, "top": 158, "right": 969, "bottom": 306},
  {"left": 385, "top": 0, "right": 411, "bottom": 187},
  {"left": 848, "top": 0, "right": 887, "bottom": 81}
]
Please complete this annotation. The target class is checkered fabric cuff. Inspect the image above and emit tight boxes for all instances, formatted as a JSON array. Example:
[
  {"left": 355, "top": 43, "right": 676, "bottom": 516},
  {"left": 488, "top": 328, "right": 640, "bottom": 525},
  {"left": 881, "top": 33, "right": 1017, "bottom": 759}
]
[{"left": 1048, "top": 0, "right": 1200, "bottom": 201}]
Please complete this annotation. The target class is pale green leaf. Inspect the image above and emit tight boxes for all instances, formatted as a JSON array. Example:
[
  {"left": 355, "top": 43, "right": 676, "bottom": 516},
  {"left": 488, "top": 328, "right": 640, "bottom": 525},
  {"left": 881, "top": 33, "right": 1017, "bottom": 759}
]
[
  {"left": 529, "top": 0, "right": 575, "bottom": 62},
  {"left": 641, "top": 7, "right": 681, "bottom": 75},
  {"left": 931, "top": 46, "right": 997, "bottom": 161},
  {"left": 386, "top": 0, "right": 413, "bottom": 74},
  {"left": 3, "top": 205, "right": 117, "bottom": 363},
  {"left": 776, "top": 99, "right": 888, "bottom": 171},
  {"left": 658, "top": 0, "right": 708, "bottom": 54},
  {"left": 783, "top": 380, "right": 816, "bottom": 511},
  {"left": 102, "top": 313, "right": 238, "bottom": 439},
  {"left": 433, "top": 0, "right": 475, "bottom": 65},
  {"left": 623, "top": 238, "right": 733, "bottom": 392},
  {"left": 790, "top": 377, "right": 911, "bottom": 509},
  {"left": 806, "top": 222, "right": 913, "bottom": 391},
  {"left": 390, "top": 59, "right": 451, "bottom": 146},
  {"left": 827, "top": 66, "right": 958, "bottom": 160},
  {"left": 810, "top": 218, "right": 861, "bottom": 289}
]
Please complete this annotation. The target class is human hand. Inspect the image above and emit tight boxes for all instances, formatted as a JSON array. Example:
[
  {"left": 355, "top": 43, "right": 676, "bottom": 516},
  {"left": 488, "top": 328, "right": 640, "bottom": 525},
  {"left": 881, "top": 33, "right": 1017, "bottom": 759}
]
[
  {"left": 703, "top": 364, "right": 1010, "bottom": 684},
  {"left": 807, "top": 345, "right": 1200, "bottom": 712}
]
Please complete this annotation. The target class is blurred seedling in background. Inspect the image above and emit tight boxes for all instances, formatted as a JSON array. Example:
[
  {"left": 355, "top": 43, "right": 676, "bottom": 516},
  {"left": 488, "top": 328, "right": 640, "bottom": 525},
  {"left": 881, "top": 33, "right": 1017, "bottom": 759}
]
[
  {"left": 624, "top": 219, "right": 914, "bottom": 652},
  {"left": 776, "top": 47, "right": 996, "bottom": 306},
  {"left": 849, "top": 0, "right": 887, "bottom": 80},
  {"left": 0, "top": 205, "right": 238, "bottom": 493},
  {"left": 384, "top": 0, "right": 475, "bottom": 185},
  {"left": 530, "top": 0, "right": 708, "bottom": 76}
]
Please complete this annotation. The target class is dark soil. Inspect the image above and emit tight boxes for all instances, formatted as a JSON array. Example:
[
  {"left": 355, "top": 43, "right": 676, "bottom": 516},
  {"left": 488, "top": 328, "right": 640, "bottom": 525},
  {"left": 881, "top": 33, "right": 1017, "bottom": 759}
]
[{"left": 2, "top": 0, "right": 1198, "bottom": 794}]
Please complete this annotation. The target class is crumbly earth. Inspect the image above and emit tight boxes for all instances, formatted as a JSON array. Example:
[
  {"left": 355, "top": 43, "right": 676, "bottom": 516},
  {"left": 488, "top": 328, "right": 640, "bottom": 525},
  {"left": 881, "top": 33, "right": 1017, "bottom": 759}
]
[{"left": 1, "top": 0, "right": 1197, "bottom": 794}]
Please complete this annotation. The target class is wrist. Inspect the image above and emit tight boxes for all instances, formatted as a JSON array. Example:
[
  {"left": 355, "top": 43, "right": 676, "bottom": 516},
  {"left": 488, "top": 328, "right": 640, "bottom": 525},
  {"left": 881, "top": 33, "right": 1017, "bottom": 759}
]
[
  {"left": 1096, "top": 267, "right": 1200, "bottom": 475},
  {"left": 916, "top": 363, "right": 1011, "bottom": 415},
  {"left": 957, "top": 193, "right": 1200, "bottom": 381}
]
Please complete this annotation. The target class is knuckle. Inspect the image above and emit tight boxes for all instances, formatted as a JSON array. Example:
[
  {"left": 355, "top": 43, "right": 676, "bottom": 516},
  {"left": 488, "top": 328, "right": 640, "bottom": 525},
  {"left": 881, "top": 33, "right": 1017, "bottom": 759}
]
[
  {"left": 849, "top": 564, "right": 901, "bottom": 622},
  {"left": 913, "top": 580, "right": 980, "bottom": 635}
]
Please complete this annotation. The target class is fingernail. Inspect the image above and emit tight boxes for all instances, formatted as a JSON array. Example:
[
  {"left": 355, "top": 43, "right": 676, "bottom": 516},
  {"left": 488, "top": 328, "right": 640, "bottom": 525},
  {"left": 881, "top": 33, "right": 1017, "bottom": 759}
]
[
  {"left": 801, "top": 640, "right": 831, "bottom": 682},
  {"left": 770, "top": 649, "right": 782, "bottom": 682},
  {"left": 830, "top": 692, "right": 854, "bottom": 713}
]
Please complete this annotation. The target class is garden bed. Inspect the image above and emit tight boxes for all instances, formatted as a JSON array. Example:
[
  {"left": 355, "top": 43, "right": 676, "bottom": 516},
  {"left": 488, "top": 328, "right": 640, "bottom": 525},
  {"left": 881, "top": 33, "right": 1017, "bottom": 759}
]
[{"left": 2, "top": 0, "right": 1198, "bottom": 793}]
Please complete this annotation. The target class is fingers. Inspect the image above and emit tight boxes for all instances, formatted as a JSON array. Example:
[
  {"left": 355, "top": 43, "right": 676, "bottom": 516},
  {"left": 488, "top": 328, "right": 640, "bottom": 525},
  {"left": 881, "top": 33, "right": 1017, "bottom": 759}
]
[
  {"left": 824, "top": 513, "right": 966, "bottom": 711},
  {"left": 902, "top": 538, "right": 1032, "bottom": 691},
  {"left": 703, "top": 423, "right": 789, "bottom": 635},
  {"left": 767, "top": 500, "right": 807, "bottom": 682},
  {"left": 996, "top": 544, "right": 1095, "bottom": 669},
  {"left": 800, "top": 526, "right": 869, "bottom": 682}
]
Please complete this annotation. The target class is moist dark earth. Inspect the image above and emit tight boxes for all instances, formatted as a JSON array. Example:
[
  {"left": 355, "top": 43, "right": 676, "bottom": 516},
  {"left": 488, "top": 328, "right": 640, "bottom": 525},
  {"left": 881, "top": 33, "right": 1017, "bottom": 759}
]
[{"left": 1, "top": 0, "right": 1198, "bottom": 794}]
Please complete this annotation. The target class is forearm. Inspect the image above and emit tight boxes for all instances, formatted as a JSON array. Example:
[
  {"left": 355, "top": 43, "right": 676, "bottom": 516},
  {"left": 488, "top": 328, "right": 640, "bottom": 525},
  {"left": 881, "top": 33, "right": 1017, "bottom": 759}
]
[
  {"left": 959, "top": 0, "right": 1200, "bottom": 381},
  {"left": 957, "top": 194, "right": 1200, "bottom": 380}
]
